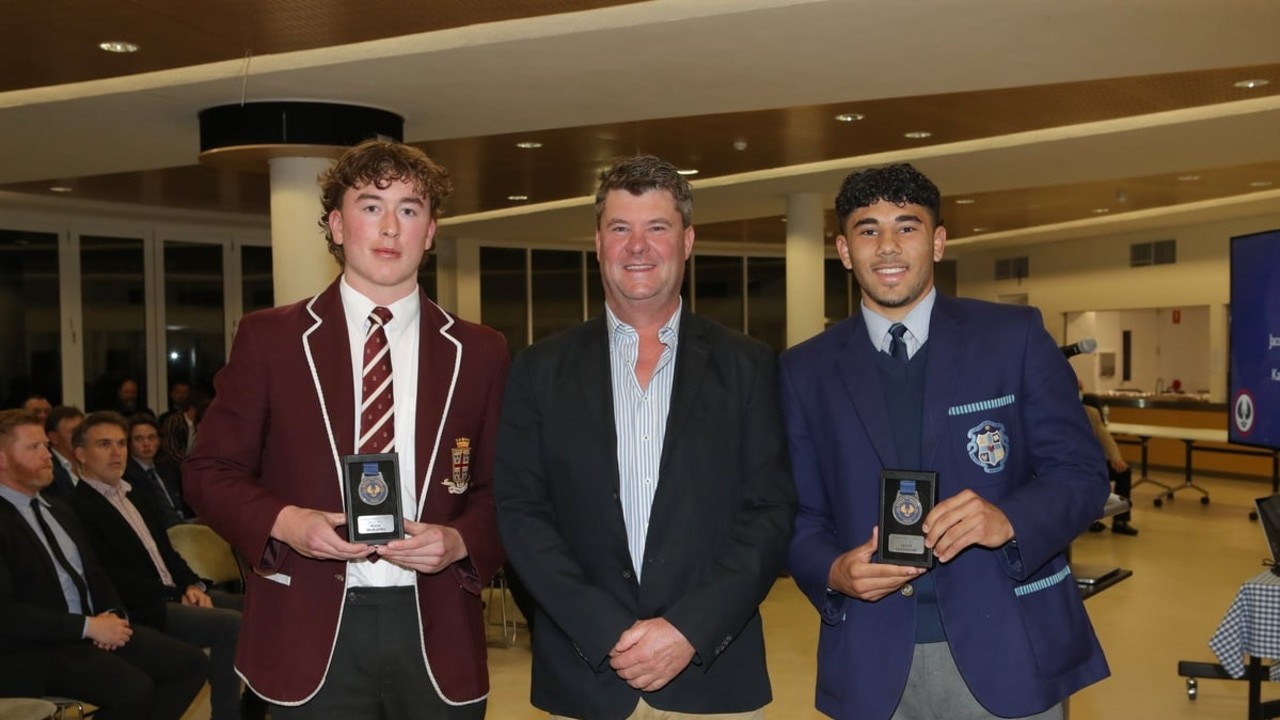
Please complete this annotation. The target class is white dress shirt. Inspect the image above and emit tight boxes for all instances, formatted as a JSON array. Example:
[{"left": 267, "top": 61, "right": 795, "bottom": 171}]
[{"left": 340, "top": 277, "right": 421, "bottom": 589}]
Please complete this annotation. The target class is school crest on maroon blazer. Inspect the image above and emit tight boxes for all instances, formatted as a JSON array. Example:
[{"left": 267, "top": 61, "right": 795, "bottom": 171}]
[{"left": 443, "top": 438, "right": 472, "bottom": 494}]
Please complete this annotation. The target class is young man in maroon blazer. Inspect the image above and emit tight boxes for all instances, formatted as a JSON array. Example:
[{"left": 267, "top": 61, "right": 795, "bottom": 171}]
[{"left": 185, "top": 140, "right": 509, "bottom": 719}]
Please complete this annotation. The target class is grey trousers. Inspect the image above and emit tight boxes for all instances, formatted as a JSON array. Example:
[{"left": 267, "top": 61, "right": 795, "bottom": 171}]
[
  {"left": 890, "top": 642, "right": 1063, "bottom": 720},
  {"left": 163, "top": 588, "right": 243, "bottom": 720}
]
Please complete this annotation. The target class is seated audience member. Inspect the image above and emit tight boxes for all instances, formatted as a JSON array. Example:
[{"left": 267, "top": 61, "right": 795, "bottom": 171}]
[
  {"left": 113, "top": 379, "right": 155, "bottom": 419},
  {"left": 157, "top": 381, "right": 191, "bottom": 429},
  {"left": 0, "top": 409, "right": 208, "bottom": 720},
  {"left": 70, "top": 411, "right": 263, "bottom": 720},
  {"left": 124, "top": 414, "right": 191, "bottom": 527},
  {"left": 1083, "top": 402, "right": 1138, "bottom": 536},
  {"left": 43, "top": 406, "right": 84, "bottom": 500},
  {"left": 21, "top": 396, "right": 52, "bottom": 426},
  {"left": 159, "top": 401, "right": 200, "bottom": 464}
]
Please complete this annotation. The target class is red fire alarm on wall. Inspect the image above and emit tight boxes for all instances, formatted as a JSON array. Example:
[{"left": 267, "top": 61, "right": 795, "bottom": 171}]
[{"left": 1172, "top": 309, "right": 1182, "bottom": 324}]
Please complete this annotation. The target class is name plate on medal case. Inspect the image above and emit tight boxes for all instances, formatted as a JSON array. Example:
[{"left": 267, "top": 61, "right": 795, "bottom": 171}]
[
  {"left": 342, "top": 453, "right": 405, "bottom": 545},
  {"left": 878, "top": 470, "right": 937, "bottom": 568}
]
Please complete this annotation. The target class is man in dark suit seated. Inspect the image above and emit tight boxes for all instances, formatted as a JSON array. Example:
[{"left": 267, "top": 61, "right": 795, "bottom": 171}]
[
  {"left": 113, "top": 378, "right": 155, "bottom": 419},
  {"left": 20, "top": 396, "right": 51, "bottom": 427},
  {"left": 157, "top": 380, "right": 191, "bottom": 430},
  {"left": 0, "top": 408, "right": 207, "bottom": 720},
  {"left": 43, "top": 405, "right": 84, "bottom": 500},
  {"left": 123, "top": 414, "right": 190, "bottom": 527},
  {"left": 70, "top": 411, "right": 260, "bottom": 720}
]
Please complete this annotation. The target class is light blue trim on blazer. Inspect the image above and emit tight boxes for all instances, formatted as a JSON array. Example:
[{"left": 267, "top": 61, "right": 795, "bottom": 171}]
[
  {"left": 1013, "top": 565, "right": 1073, "bottom": 597},
  {"left": 948, "top": 394, "right": 1016, "bottom": 416}
]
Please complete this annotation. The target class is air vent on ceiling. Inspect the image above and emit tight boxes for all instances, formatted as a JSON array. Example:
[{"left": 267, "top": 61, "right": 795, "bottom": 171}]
[
  {"left": 994, "top": 256, "right": 1029, "bottom": 280},
  {"left": 1130, "top": 239, "right": 1176, "bottom": 267}
]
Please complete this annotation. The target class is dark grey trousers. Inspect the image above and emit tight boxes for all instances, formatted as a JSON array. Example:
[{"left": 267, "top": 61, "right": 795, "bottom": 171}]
[{"left": 270, "top": 586, "right": 486, "bottom": 720}]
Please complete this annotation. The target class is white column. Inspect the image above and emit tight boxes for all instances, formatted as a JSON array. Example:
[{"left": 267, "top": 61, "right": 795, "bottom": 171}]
[
  {"left": 268, "top": 156, "right": 339, "bottom": 306},
  {"left": 1209, "top": 302, "right": 1230, "bottom": 402},
  {"left": 433, "top": 235, "right": 482, "bottom": 322},
  {"left": 785, "top": 192, "right": 827, "bottom": 347}
]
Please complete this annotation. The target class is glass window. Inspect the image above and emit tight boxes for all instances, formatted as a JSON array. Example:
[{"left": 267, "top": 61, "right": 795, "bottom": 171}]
[
  {"left": 480, "top": 247, "right": 528, "bottom": 356},
  {"left": 164, "top": 241, "right": 224, "bottom": 405},
  {"left": 824, "top": 258, "right": 852, "bottom": 326},
  {"left": 531, "top": 250, "right": 584, "bottom": 342},
  {"left": 81, "top": 235, "right": 148, "bottom": 414},
  {"left": 747, "top": 256, "right": 786, "bottom": 352},
  {"left": 242, "top": 246, "right": 274, "bottom": 315},
  {"left": 586, "top": 252, "right": 606, "bottom": 319},
  {"left": 694, "top": 255, "right": 744, "bottom": 331},
  {"left": 935, "top": 259, "right": 957, "bottom": 297},
  {"left": 0, "top": 230, "right": 61, "bottom": 406},
  {"left": 418, "top": 253, "right": 438, "bottom": 302}
]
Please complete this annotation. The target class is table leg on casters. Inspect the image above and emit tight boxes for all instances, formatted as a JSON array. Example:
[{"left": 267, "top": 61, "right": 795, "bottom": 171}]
[
  {"left": 1164, "top": 439, "right": 1211, "bottom": 505},
  {"left": 1127, "top": 436, "right": 1174, "bottom": 506}
]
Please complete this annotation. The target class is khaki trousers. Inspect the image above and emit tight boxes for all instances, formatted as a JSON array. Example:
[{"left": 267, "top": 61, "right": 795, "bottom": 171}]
[{"left": 552, "top": 698, "right": 764, "bottom": 720}]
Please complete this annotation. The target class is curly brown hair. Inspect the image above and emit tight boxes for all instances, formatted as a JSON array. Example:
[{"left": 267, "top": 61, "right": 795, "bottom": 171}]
[{"left": 317, "top": 140, "right": 454, "bottom": 264}]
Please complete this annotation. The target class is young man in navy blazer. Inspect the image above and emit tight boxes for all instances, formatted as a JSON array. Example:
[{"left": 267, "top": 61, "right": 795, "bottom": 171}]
[{"left": 780, "top": 164, "right": 1110, "bottom": 720}]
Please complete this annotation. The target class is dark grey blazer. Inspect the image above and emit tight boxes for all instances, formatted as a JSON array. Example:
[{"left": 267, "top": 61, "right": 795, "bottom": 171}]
[{"left": 495, "top": 310, "right": 796, "bottom": 720}]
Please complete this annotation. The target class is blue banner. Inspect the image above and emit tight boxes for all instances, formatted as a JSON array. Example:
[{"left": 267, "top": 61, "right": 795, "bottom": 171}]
[{"left": 1229, "top": 230, "right": 1280, "bottom": 449}]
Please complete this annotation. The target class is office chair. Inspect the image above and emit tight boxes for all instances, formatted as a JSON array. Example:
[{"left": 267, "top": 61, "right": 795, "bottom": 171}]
[
  {"left": 166, "top": 523, "right": 243, "bottom": 593},
  {"left": 41, "top": 696, "right": 95, "bottom": 719},
  {"left": 0, "top": 698, "right": 58, "bottom": 720}
]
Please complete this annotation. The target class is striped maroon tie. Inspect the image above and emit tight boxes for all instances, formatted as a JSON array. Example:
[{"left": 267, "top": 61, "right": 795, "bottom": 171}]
[{"left": 360, "top": 306, "right": 395, "bottom": 454}]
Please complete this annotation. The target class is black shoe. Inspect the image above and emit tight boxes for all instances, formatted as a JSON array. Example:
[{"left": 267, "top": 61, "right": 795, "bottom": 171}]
[
  {"left": 1088, "top": 521, "right": 1106, "bottom": 533},
  {"left": 1111, "top": 521, "right": 1139, "bottom": 536},
  {"left": 241, "top": 690, "right": 269, "bottom": 720}
]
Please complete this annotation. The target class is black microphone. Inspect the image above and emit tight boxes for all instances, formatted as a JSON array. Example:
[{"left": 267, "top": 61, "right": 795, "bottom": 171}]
[{"left": 1060, "top": 337, "right": 1097, "bottom": 358}]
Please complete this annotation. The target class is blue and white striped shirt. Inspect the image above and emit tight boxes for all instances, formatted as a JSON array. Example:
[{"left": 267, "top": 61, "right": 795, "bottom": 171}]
[{"left": 607, "top": 303, "right": 681, "bottom": 581}]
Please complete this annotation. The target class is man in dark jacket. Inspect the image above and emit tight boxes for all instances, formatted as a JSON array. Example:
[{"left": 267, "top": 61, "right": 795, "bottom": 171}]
[
  {"left": 70, "top": 411, "right": 256, "bottom": 720},
  {"left": 0, "top": 408, "right": 207, "bottom": 720}
]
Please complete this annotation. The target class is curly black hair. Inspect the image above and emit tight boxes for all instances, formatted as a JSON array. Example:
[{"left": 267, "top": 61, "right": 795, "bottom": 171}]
[{"left": 834, "top": 163, "right": 943, "bottom": 230}]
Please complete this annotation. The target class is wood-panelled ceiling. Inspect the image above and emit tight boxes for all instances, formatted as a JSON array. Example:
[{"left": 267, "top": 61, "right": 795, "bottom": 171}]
[
  {"left": 7, "top": 62, "right": 1278, "bottom": 244},
  {"left": 0, "top": 0, "right": 643, "bottom": 92},
  {"left": 2, "top": 1, "right": 1279, "bottom": 249}
]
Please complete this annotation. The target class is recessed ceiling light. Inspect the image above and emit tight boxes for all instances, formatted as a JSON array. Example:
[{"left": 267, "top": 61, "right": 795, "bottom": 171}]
[
  {"left": 49, "top": 186, "right": 73, "bottom": 193},
  {"left": 515, "top": 141, "right": 542, "bottom": 149},
  {"left": 1249, "top": 180, "right": 1274, "bottom": 188},
  {"left": 834, "top": 113, "right": 865, "bottom": 123},
  {"left": 676, "top": 168, "right": 699, "bottom": 176},
  {"left": 507, "top": 194, "right": 529, "bottom": 201},
  {"left": 1091, "top": 208, "right": 1110, "bottom": 214},
  {"left": 954, "top": 198, "right": 976, "bottom": 205},
  {"left": 1178, "top": 174, "right": 1201, "bottom": 182},
  {"left": 903, "top": 131, "right": 933, "bottom": 139},
  {"left": 98, "top": 41, "right": 140, "bottom": 53},
  {"left": 1234, "top": 79, "right": 1271, "bottom": 89}
]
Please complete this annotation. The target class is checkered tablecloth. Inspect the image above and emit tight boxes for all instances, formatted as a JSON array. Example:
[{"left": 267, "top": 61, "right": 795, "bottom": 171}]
[{"left": 1210, "top": 570, "right": 1280, "bottom": 680}]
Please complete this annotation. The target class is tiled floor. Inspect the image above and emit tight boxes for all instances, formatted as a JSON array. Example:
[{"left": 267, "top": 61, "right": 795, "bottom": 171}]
[{"left": 485, "top": 471, "right": 1280, "bottom": 720}]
